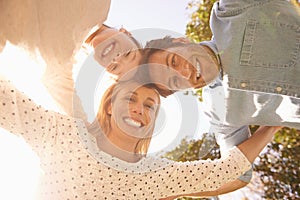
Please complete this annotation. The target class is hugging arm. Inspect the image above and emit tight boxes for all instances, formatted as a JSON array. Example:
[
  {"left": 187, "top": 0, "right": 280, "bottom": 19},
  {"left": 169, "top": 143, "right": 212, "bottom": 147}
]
[
  {"left": 0, "top": 77, "right": 71, "bottom": 151},
  {"left": 160, "top": 179, "right": 247, "bottom": 200},
  {"left": 160, "top": 126, "right": 282, "bottom": 199}
]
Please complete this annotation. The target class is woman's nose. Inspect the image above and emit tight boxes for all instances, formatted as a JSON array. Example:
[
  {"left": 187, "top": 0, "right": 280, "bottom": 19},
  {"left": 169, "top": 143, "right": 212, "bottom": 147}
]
[{"left": 130, "top": 103, "right": 143, "bottom": 115}]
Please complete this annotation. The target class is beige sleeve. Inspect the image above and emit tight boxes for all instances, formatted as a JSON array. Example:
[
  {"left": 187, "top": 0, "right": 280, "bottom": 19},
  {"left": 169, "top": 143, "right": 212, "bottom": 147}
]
[
  {"left": 41, "top": 66, "right": 88, "bottom": 120},
  {"left": 0, "top": 77, "right": 58, "bottom": 149},
  {"left": 0, "top": 0, "right": 111, "bottom": 119},
  {"left": 0, "top": 0, "right": 111, "bottom": 64}
]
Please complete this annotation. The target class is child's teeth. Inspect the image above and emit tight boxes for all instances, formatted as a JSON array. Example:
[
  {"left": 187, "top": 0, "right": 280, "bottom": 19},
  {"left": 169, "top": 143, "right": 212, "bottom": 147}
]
[{"left": 102, "top": 44, "right": 113, "bottom": 56}]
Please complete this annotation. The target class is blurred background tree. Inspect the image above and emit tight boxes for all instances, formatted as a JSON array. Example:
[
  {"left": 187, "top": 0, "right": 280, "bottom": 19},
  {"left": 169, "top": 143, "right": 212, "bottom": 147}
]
[
  {"left": 185, "top": 0, "right": 217, "bottom": 43},
  {"left": 251, "top": 126, "right": 300, "bottom": 200},
  {"left": 185, "top": 0, "right": 299, "bottom": 43},
  {"left": 164, "top": 0, "right": 300, "bottom": 199}
]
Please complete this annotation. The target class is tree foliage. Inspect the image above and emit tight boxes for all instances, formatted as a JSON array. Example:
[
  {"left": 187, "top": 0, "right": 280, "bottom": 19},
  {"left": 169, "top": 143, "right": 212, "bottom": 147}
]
[
  {"left": 185, "top": 0, "right": 300, "bottom": 41},
  {"left": 251, "top": 126, "right": 300, "bottom": 199},
  {"left": 185, "top": 0, "right": 217, "bottom": 43},
  {"left": 163, "top": 133, "right": 220, "bottom": 162}
]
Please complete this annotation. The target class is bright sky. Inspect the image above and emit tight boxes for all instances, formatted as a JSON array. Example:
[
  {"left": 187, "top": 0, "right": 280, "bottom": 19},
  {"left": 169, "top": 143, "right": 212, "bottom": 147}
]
[{"left": 107, "top": 0, "right": 191, "bottom": 35}]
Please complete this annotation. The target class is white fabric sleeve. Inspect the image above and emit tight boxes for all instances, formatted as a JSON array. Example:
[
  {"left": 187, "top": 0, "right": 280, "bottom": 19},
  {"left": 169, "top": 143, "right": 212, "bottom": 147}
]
[
  {"left": 0, "top": 77, "right": 72, "bottom": 153},
  {"left": 155, "top": 146, "right": 251, "bottom": 197}
]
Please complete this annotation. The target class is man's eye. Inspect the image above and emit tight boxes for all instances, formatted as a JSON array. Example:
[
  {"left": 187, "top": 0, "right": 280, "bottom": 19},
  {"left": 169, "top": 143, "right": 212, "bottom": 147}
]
[
  {"left": 171, "top": 55, "right": 176, "bottom": 67},
  {"left": 173, "top": 77, "right": 178, "bottom": 88},
  {"left": 168, "top": 76, "right": 180, "bottom": 90}
]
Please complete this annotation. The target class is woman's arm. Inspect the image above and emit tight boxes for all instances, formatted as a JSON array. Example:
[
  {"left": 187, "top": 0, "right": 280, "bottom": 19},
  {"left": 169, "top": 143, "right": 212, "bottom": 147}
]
[
  {"left": 0, "top": 77, "right": 70, "bottom": 147},
  {"left": 160, "top": 179, "right": 248, "bottom": 200},
  {"left": 159, "top": 126, "right": 282, "bottom": 199}
]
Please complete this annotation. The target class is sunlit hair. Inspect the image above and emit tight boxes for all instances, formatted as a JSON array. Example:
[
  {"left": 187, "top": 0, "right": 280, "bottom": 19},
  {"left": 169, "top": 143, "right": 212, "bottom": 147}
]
[
  {"left": 84, "top": 24, "right": 142, "bottom": 49},
  {"left": 144, "top": 35, "right": 185, "bottom": 51},
  {"left": 96, "top": 80, "right": 161, "bottom": 155}
]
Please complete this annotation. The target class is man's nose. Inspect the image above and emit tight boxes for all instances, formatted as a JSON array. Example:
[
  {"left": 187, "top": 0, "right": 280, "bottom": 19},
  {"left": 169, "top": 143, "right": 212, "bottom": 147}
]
[{"left": 177, "top": 62, "right": 191, "bottom": 79}]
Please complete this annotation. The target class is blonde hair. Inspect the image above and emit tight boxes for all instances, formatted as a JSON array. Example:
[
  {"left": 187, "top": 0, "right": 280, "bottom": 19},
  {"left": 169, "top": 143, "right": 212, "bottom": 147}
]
[{"left": 96, "top": 81, "right": 160, "bottom": 155}]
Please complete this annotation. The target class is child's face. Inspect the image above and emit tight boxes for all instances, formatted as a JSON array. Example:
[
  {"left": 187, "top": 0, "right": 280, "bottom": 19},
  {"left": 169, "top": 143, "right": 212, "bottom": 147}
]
[
  {"left": 106, "top": 49, "right": 142, "bottom": 81},
  {"left": 92, "top": 28, "right": 139, "bottom": 67}
]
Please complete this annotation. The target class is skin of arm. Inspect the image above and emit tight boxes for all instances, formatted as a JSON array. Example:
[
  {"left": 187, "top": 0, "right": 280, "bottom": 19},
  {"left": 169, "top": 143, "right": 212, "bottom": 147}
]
[{"left": 160, "top": 125, "right": 282, "bottom": 200}]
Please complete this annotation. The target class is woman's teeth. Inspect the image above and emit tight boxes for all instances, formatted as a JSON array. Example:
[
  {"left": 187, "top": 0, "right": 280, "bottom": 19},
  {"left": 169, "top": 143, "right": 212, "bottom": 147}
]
[{"left": 124, "top": 118, "right": 142, "bottom": 128}]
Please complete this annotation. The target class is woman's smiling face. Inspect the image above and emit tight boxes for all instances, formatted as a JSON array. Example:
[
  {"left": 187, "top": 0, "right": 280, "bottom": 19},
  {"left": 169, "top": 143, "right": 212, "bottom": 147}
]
[{"left": 108, "top": 82, "right": 160, "bottom": 139}]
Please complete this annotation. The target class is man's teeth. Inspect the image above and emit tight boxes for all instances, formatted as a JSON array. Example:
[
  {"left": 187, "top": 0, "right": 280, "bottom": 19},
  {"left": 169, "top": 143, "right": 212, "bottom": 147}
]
[
  {"left": 102, "top": 43, "right": 114, "bottom": 57},
  {"left": 124, "top": 118, "right": 142, "bottom": 128},
  {"left": 196, "top": 60, "right": 201, "bottom": 78}
]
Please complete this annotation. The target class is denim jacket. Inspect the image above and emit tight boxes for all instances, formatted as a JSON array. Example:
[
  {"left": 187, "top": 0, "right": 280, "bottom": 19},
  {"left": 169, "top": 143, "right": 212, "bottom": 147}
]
[
  {"left": 202, "top": 0, "right": 300, "bottom": 130},
  {"left": 210, "top": 0, "right": 300, "bottom": 98}
]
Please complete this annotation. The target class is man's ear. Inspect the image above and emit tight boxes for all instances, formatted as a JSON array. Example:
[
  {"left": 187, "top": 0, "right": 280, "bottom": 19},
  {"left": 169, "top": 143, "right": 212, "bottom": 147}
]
[{"left": 119, "top": 27, "right": 132, "bottom": 36}]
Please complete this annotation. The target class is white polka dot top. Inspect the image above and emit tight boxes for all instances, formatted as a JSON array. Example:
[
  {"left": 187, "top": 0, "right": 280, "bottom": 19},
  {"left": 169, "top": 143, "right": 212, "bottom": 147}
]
[{"left": 0, "top": 78, "right": 251, "bottom": 199}]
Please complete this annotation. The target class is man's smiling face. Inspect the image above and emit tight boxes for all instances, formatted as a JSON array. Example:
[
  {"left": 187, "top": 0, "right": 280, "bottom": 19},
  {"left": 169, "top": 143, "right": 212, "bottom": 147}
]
[{"left": 146, "top": 42, "right": 220, "bottom": 91}]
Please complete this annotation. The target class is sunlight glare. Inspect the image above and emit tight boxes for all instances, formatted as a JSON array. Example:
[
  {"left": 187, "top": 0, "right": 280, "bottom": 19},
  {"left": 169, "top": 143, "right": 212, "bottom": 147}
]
[{"left": 0, "top": 129, "right": 41, "bottom": 200}]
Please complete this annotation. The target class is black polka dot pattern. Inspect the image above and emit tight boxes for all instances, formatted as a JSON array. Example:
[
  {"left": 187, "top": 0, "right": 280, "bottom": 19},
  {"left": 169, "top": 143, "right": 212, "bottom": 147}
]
[{"left": 0, "top": 78, "right": 251, "bottom": 199}]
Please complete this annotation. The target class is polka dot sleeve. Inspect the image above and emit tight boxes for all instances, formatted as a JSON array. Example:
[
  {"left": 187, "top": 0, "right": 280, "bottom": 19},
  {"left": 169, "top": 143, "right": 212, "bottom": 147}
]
[
  {"left": 0, "top": 77, "right": 66, "bottom": 154},
  {"left": 155, "top": 146, "right": 251, "bottom": 198}
]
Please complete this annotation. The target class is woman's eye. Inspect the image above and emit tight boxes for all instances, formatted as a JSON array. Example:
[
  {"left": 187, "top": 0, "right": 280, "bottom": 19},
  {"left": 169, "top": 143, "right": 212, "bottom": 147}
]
[
  {"left": 145, "top": 104, "right": 155, "bottom": 110},
  {"left": 125, "top": 97, "right": 135, "bottom": 102}
]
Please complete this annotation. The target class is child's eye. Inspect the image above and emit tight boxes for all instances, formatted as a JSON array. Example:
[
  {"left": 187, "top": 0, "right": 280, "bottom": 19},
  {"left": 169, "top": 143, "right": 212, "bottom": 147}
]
[{"left": 124, "top": 50, "right": 131, "bottom": 57}]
